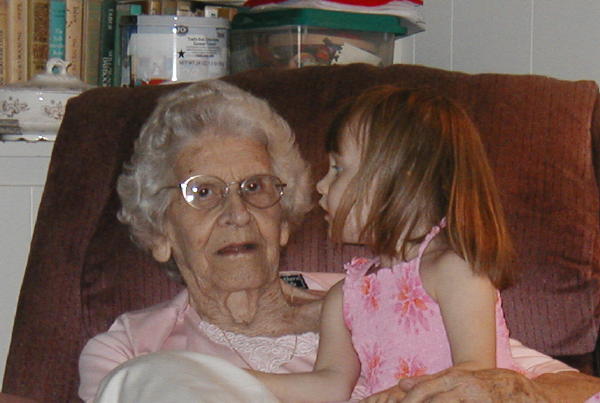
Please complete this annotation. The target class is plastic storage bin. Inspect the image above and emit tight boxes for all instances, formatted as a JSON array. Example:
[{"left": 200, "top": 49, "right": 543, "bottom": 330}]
[{"left": 230, "top": 9, "right": 407, "bottom": 73}]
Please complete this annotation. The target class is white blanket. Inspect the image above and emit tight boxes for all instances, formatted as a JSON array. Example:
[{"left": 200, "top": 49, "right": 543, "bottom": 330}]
[
  {"left": 95, "top": 351, "right": 280, "bottom": 403},
  {"left": 94, "top": 341, "right": 575, "bottom": 403}
]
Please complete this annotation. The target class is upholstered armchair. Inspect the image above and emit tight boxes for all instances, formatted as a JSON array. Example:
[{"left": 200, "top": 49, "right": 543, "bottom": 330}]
[{"left": 3, "top": 64, "right": 600, "bottom": 401}]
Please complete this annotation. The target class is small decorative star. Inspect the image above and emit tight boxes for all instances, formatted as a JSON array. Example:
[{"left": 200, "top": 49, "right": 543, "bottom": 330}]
[{"left": 178, "top": 50, "right": 185, "bottom": 58}]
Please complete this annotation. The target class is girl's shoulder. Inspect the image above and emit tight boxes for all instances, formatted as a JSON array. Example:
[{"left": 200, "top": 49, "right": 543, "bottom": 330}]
[
  {"left": 420, "top": 249, "right": 483, "bottom": 300},
  {"left": 423, "top": 249, "right": 475, "bottom": 279}
]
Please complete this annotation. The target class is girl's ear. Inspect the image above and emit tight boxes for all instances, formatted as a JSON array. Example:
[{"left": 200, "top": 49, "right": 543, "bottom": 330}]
[
  {"left": 152, "top": 236, "right": 172, "bottom": 262},
  {"left": 280, "top": 220, "right": 290, "bottom": 247}
]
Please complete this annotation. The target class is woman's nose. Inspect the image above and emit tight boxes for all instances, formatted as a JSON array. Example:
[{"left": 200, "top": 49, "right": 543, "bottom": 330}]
[{"left": 218, "top": 191, "right": 251, "bottom": 227}]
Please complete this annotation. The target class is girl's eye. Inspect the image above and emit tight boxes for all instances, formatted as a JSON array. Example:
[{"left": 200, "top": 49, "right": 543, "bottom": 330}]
[{"left": 331, "top": 165, "right": 342, "bottom": 174}]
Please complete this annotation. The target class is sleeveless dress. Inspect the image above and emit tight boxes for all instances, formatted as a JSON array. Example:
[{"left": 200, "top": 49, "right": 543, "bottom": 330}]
[{"left": 342, "top": 221, "right": 521, "bottom": 397}]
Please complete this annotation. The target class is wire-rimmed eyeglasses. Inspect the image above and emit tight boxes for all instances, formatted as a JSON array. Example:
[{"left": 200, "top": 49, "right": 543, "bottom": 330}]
[{"left": 164, "top": 174, "right": 287, "bottom": 210}]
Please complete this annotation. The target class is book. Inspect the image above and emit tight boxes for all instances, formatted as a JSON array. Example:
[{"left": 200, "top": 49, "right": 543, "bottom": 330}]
[
  {"left": 0, "top": 0, "right": 7, "bottom": 85},
  {"left": 28, "top": 0, "right": 50, "bottom": 79},
  {"left": 117, "top": 15, "right": 138, "bottom": 86},
  {"left": 118, "top": 0, "right": 161, "bottom": 14},
  {"left": 98, "top": 0, "right": 116, "bottom": 86},
  {"left": 161, "top": 0, "right": 177, "bottom": 14},
  {"left": 82, "top": 0, "right": 103, "bottom": 85},
  {"left": 176, "top": 1, "right": 193, "bottom": 15},
  {"left": 148, "top": 0, "right": 162, "bottom": 14},
  {"left": 6, "top": 0, "right": 28, "bottom": 83},
  {"left": 113, "top": 3, "right": 142, "bottom": 87},
  {"left": 48, "top": 0, "right": 66, "bottom": 60},
  {"left": 65, "top": 0, "right": 84, "bottom": 78}
]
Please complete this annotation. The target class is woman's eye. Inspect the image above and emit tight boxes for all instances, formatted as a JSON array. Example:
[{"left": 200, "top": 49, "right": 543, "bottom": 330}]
[
  {"left": 244, "top": 181, "right": 262, "bottom": 193},
  {"left": 331, "top": 165, "right": 342, "bottom": 174},
  {"left": 192, "top": 185, "right": 213, "bottom": 199}
]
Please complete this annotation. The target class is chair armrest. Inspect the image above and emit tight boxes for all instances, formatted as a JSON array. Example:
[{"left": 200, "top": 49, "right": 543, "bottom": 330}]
[{"left": 0, "top": 393, "right": 37, "bottom": 403}]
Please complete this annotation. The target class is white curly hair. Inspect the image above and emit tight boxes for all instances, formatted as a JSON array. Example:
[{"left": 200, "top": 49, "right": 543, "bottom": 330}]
[{"left": 117, "top": 80, "right": 313, "bottom": 258}]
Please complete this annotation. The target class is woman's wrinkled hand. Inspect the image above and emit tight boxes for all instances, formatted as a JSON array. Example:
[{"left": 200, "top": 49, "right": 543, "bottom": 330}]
[
  {"left": 396, "top": 367, "right": 551, "bottom": 403},
  {"left": 359, "top": 385, "right": 407, "bottom": 403}
]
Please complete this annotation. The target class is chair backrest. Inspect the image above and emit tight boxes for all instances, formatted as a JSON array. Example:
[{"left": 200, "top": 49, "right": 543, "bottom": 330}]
[{"left": 4, "top": 64, "right": 600, "bottom": 402}]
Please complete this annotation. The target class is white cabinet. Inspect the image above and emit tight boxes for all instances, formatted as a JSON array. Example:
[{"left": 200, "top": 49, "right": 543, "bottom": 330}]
[{"left": 0, "top": 141, "right": 53, "bottom": 382}]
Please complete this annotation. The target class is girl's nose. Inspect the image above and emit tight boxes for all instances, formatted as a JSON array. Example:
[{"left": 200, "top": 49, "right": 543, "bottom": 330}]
[{"left": 316, "top": 176, "right": 328, "bottom": 196}]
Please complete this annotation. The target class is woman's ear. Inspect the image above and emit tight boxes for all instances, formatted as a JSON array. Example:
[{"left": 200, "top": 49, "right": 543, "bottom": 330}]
[
  {"left": 152, "top": 236, "right": 172, "bottom": 262},
  {"left": 280, "top": 220, "right": 290, "bottom": 247}
]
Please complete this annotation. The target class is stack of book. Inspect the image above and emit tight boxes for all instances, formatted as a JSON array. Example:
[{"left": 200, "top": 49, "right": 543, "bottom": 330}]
[{"left": 0, "top": 0, "right": 239, "bottom": 87}]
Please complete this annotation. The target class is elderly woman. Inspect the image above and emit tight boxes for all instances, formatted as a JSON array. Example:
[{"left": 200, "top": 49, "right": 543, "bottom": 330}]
[
  {"left": 78, "top": 79, "right": 328, "bottom": 400},
  {"left": 79, "top": 80, "right": 600, "bottom": 402}
]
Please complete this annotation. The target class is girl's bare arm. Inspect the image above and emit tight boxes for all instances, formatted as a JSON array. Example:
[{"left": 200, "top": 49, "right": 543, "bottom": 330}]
[
  {"left": 428, "top": 252, "right": 497, "bottom": 370},
  {"left": 250, "top": 281, "right": 360, "bottom": 402}
]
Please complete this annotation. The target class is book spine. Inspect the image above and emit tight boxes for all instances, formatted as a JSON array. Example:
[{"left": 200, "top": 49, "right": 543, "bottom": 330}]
[
  {"left": 161, "top": 0, "right": 177, "bottom": 14},
  {"left": 82, "top": 0, "right": 103, "bottom": 85},
  {"left": 118, "top": 15, "right": 137, "bottom": 87},
  {"left": 98, "top": 0, "right": 116, "bottom": 86},
  {"left": 28, "top": 0, "right": 50, "bottom": 79},
  {"left": 116, "top": 0, "right": 160, "bottom": 15},
  {"left": 48, "top": 0, "right": 66, "bottom": 60},
  {"left": 65, "top": 0, "right": 84, "bottom": 78},
  {"left": 6, "top": 0, "right": 28, "bottom": 83},
  {"left": 0, "top": 0, "right": 7, "bottom": 85},
  {"left": 176, "top": 1, "right": 192, "bottom": 16},
  {"left": 147, "top": 0, "right": 161, "bottom": 14},
  {"left": 113, "top": 3, "right": 141, "bottom": 87}
]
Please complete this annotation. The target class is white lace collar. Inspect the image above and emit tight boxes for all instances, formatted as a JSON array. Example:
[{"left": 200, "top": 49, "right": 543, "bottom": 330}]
[{"left": 198, "top": 319, "right": 318, "bottom": 373}]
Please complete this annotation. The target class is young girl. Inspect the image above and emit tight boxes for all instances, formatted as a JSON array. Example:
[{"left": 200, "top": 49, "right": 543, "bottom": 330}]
[{"left": 252, "top": 86, "right": 519, "bottom": 402}]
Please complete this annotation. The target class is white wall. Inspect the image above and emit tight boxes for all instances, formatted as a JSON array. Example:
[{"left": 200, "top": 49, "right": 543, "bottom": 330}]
[{"left": 395, "top": 0, "right": 600, "bottom": 84}]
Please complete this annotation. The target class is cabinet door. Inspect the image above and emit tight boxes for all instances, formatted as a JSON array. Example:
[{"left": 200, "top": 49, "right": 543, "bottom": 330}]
[{"left": 0, "top": 142, "right": 52, "bottom": 381}]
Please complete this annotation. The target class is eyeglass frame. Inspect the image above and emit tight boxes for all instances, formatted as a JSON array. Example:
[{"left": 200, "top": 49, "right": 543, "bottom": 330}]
[{"left": 162, "top": 174, "right": 287, "bottom": 210}]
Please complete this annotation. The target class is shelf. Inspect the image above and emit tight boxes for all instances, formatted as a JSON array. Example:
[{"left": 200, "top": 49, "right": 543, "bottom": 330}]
[{"left": 0, "top": 140, "right": 54, "bottom": 158}]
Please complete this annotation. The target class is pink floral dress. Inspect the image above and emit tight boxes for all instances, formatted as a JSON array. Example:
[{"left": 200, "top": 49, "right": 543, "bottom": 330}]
[{"left": 342, "top": 221, "right": 520, "bottom": 397}]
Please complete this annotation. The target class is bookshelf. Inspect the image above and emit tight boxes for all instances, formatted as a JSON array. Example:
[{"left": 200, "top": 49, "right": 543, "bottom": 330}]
[{"left": 0, "top": 0, "right": 240, "bottom": 87}]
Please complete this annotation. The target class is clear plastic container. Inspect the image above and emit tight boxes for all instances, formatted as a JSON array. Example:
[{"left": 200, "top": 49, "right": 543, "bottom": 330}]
[{"left": 230, "top": 9, "right": 407, "bottom": 73}]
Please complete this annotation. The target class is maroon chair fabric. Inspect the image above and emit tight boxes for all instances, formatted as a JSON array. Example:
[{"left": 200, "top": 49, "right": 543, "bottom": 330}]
[{"left": 3, "top": 64, "right": 600, "bottom": 402}]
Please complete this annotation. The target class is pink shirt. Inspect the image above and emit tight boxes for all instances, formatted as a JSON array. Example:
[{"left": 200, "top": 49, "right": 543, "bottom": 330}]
[
  {"left": 79, "top": 272, "right": 576, "bottom": 402},
  {"left": 344, "top": 256, "right": 521, "bottom": 396},
  {"left": 343, "top": 223, "right": 521, "bottom": 396},
  {"left": 78, "top": 272, "right": 340, "bottom": 402}
]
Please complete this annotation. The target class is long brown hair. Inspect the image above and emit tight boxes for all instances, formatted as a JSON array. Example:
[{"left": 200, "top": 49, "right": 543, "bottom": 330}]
[{"left": 326, "top": 86, "right": 515, "bottom": 289}]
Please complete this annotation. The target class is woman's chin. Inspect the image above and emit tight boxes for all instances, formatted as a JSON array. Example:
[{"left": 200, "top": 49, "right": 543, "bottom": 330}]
[{"left": 207, "top": 258, "right": 275, "bottom": 289}]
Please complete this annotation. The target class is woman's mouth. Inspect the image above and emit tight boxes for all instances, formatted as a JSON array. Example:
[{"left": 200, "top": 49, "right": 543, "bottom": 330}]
[{"left": 216, "top": 243, "right": 258, "bottom": 256}]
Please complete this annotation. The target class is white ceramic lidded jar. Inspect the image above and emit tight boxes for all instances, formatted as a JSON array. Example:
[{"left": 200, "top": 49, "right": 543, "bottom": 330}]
[{"left": 0, "top": 58, "right": 92, "bottom": 141}]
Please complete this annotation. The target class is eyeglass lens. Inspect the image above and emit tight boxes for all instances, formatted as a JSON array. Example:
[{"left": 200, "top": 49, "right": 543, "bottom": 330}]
[{"left": 182, "top": 175, "right": 284, "bottom": 209}]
